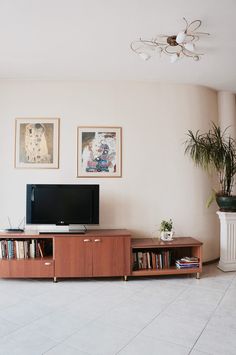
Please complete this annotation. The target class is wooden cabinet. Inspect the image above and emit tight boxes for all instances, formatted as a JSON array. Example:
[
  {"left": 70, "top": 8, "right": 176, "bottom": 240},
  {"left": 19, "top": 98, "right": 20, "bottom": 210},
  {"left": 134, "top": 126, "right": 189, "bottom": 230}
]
[
  {"left": 54, "top": 231, "right": 131, "bottom": 278},
  {"left": 0, "top": 230, "right": 131, "bottom": 280}
]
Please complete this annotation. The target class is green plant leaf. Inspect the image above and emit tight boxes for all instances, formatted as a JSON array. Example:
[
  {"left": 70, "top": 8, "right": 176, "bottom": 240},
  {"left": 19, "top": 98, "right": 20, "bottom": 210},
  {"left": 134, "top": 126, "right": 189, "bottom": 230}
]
[{"left": 206, "top": 189, "right": 216, "bottom": 208}]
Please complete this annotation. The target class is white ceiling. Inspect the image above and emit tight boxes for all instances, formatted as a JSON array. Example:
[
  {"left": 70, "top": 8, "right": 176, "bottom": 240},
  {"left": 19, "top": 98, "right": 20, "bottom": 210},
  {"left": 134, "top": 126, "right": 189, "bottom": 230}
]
[{"left": 0, "top": 0, "right": 236, "bottom": 92}]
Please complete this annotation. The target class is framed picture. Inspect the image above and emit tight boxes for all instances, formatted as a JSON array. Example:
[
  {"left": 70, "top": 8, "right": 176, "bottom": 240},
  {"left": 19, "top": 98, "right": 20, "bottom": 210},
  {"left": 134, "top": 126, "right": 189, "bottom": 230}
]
[
  {"left": 15, "top": 118, "right": 60, "bottom": 168},
  {"left": 77, "top": 126, "right": 122, "bottom": 177}
]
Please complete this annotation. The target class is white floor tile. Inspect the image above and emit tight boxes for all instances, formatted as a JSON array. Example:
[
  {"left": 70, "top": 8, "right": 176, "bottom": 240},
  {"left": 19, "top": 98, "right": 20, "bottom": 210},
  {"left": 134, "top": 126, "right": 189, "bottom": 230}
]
[
  {"left": 0, "top": 328, "right": 57, "bottom": 355},
  {"left": 27, "top": 309, "right": 93, "bottom": 341},
  {"left": 65, "top": 320, "right": 136, "bottom": 354},
  {"left": 141, "top": 313, "right": 205, "bottom": 349},
  {"left": 117, "top": 333, "right": 189, "bottom": 355},
  {"left": 0, "top": 299, "right": 53, "bottom": 326},
  {"left": 96, "top": 300, "right": 163, "bottom": 331},
  {"left": 44, "top": 343, "right": 88, "bottom": 355},
  {"left": 176, "top": 286, "right": 224, "bottom": 306},
  {"left": 207, "top": 312, "right": 236, "bottom": 330},
  {"left": 195, "top": 325, "right": 236, "bottom": 355},
  {"left": 0, "top": 316, "right": 19, "bottom": 337},
  {"left": 163, "top": 299, "right": 215, "bottom": 321},
  {"left": 190, "top": 350, "right": 213, "bottom": 355}
]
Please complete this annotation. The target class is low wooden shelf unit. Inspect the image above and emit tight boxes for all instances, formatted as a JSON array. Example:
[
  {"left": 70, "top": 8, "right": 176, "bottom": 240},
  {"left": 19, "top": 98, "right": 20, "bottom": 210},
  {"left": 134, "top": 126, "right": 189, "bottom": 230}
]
[
  {"left": 0, "top": 231, "right": 202, "bottom": 281},
  {"left": 131, "top": 237, "right": 202, "bottom": 279}
]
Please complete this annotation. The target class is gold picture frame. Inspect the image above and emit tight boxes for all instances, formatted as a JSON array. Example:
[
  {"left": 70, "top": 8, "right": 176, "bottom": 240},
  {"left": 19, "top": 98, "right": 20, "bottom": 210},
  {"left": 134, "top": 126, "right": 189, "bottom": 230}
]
[
  {"left": 77, "top": 126, "right": 122, "bottom": 177},
  {"left": 15, "top": 118, "right": 60, "bottom": 168}
]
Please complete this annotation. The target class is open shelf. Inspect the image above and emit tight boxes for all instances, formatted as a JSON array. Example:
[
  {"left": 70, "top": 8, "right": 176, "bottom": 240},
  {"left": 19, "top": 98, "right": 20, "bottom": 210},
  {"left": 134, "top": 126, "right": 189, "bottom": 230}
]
[{"left": 131, "top": 237, "right": 202, "bottom": 278}]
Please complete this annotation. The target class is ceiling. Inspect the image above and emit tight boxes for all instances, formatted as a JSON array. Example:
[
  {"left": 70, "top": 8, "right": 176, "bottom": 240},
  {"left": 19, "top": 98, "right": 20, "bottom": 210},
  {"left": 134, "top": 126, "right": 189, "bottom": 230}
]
[{"left": 0, "top": 0, "right": 236, "bottom": 92}]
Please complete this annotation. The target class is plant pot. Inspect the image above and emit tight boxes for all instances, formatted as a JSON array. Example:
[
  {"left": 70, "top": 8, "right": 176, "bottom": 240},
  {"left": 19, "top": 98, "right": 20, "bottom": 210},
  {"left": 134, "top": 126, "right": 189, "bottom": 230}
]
[
  {"left": 216, "top": 195, "right": 236, "bottom": 212},
  {"left": 160, "top": 231, "right": 174, "bottom": 241}
]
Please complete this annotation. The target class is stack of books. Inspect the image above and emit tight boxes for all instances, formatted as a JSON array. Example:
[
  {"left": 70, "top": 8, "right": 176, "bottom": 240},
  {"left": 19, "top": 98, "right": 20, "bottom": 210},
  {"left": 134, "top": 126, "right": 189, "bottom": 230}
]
[{"left": 176, "top": 256, "right": 199, "bottom": 269}]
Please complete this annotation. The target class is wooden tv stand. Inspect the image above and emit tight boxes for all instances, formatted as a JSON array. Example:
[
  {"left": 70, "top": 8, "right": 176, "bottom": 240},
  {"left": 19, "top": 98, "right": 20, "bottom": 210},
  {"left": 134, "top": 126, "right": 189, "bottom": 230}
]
[
  {"left": 0, "top": 231, "right": 202, "bottom": 281},
  {"left": 0, "top": 229, "right": 131, "bottom": 281}
]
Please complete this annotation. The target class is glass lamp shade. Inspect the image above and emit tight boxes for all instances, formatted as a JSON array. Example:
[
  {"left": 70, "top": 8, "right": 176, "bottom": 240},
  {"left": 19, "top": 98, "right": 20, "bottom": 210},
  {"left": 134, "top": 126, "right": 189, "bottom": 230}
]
[
  {"left": 138, "top": 52, "right": 151, "bottom": 61},
  {"left": 176, "top": 31, "right": 186, "bottom": 44},
  {"left": 170, "top": 53, "right": 179, "bottom": 63},
  {"left": 184, "top": 42, "right": 195, "bottom": 52}
]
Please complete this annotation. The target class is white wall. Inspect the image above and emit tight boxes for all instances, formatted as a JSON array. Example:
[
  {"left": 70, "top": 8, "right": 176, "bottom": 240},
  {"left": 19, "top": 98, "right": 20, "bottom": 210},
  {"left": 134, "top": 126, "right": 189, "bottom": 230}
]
[{"left": 0, "top": 80, "right": 219, "bottom": 261}]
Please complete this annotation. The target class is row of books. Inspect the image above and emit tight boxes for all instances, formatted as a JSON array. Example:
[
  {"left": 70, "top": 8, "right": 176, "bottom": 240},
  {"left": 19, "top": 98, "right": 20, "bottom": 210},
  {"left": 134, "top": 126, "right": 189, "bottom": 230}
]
[
  {"left": 133, "top": 250, "right": 172, "bottom": 270},
  {"left": 176, "top": 256, "right": 200, "bottom": 269},
  {"left": 0, "top": 239, "right": 47, "bottom": 259}
]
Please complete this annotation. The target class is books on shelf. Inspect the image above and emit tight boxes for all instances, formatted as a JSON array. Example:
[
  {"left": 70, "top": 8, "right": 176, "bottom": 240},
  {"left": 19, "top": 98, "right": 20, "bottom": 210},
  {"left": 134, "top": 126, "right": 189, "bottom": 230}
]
[
  {"left": 0, "top": 239, "right": 49, "bottom": 259},
  {"left": 132, "top": 251, "right": 200, "bottom": 271},
  {"left": 132, "top": 250, "right": 172, "bottom": 270},
  {"left": 176, "top": 256, "right": 199, "bottom": 269}
]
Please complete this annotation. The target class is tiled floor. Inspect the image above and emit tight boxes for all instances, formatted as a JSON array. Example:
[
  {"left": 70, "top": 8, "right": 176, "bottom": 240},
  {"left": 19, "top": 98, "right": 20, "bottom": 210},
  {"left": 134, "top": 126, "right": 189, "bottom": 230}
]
[{"left": 0, "top": 264, "right": 236, "bottom": 354}]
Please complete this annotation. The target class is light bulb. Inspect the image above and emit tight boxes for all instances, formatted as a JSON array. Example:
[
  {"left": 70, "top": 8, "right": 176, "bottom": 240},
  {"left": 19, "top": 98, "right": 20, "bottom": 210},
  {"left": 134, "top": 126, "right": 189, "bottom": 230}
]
[
  {"left": 170, "top": 53, "right": 179, "bottom": 63},
  {"left": 176, "top": 31, "right": 186, "bottom": 44},
  {"left": 184, "top": 42, "right": 195, "bottom": 52},
  {"left": 138, "top": 52, "right": 151, "bottom": 61}
]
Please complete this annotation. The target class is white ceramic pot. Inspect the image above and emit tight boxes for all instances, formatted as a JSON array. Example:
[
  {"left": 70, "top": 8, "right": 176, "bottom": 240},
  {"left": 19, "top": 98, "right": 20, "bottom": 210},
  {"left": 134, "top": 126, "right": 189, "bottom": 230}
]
[{"left": 160, "top": 231, "right": 174, "bottom": 241}]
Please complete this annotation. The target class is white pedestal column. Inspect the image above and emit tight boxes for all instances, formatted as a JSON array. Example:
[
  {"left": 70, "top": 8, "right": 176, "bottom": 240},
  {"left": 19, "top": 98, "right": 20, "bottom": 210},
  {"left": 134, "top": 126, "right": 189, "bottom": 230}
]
[{"left": 217, "top": 211, "right": 236, "bottom": 271}]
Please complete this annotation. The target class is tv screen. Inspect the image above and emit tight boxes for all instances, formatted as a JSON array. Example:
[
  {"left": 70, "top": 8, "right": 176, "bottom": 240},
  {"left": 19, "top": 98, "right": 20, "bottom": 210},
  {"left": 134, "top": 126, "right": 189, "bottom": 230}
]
[{"left": 26, "top": 184, "right": 99, "bottom": 225}]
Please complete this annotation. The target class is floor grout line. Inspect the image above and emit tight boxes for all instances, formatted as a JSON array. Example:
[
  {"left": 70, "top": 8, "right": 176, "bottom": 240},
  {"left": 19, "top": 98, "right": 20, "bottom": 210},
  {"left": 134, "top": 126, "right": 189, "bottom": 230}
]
[{"left": 188, "top": 271, "right": 236, "bottom": 355}]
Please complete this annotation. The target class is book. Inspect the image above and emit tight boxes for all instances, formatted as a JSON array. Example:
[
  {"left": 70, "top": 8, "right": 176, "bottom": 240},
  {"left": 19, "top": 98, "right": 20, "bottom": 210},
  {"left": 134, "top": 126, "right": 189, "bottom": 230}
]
[
  {"left": 29, "top": 240, "right": 35, "bottom": 258},
  {"left": 18, "top": 241, "right": 25, "bottom": 259}
]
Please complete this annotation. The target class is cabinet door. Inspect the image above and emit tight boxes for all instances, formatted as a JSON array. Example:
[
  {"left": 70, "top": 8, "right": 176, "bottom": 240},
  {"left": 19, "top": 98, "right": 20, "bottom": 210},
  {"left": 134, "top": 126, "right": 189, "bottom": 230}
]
[
  {"left": 92, "top": 237, "right": 131, "bottom": 277},
  {"left": 54, "top": 237, "right": 93, "bottom": 277}
]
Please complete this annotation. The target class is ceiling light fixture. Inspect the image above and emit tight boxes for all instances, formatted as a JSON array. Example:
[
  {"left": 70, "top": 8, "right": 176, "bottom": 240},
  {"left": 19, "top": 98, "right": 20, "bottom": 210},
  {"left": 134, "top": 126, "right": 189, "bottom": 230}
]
[{"left": 130, "top": 18, "right": 209, "bottom": 63}]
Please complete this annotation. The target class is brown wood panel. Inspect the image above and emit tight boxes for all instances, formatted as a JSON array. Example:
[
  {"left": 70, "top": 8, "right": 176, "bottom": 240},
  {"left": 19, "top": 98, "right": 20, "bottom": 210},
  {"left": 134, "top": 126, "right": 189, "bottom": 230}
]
[
  {"left": 92, "top": 237, "right": 130, "bottom": 277},
  {"left": 132, "top": 266, "right": 202, "bottom": 276},
  {"left": 54, "top": 237, "right": 93, "bottom": 277},
  {"left": 132, "top": 237, "right": 203, "bottom": 249},
  {"left": 0, "top": 260, "right": 11, "bottom": 277},
  {"left": 8, "top": 258, "right": 54, "bottom": 278}
]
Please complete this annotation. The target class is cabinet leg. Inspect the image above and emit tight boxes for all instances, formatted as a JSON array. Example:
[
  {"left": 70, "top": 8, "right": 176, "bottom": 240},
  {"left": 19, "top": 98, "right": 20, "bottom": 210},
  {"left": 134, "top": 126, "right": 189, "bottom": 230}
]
[
  {"left": 196, "top": 272, "right": 200, "bottom": 279},
  {"left": 124, "top": 275, "right": 128, "bottom": 281},
  {"left": 53, "top": 277, "right": 57, "bottom": 283}
]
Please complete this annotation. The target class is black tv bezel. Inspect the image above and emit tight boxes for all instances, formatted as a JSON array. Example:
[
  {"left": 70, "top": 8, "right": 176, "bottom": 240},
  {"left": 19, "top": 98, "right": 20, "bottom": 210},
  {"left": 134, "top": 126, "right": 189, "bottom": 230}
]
[{"left": 26, "top": 184, "right": 99, "bottom": 225}]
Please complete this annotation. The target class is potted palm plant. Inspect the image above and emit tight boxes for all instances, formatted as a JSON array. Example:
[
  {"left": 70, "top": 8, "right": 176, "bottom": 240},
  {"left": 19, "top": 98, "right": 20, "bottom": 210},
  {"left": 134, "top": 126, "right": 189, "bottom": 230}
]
[{"left": 185, "top": 122, "right": 236, "bottom": 211}]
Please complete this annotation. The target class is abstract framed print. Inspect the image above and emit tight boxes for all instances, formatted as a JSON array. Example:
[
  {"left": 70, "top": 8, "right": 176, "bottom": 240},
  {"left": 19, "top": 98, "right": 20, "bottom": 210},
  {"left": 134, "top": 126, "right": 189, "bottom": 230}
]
[{"left": 77, "top": 126, "right": 122, "bottom": 177}]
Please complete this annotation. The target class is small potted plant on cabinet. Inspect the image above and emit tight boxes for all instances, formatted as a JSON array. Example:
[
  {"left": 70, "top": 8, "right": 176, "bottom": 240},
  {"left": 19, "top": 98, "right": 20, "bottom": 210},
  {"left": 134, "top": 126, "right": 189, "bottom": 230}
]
[
  {"left": 160, "top": 219, "right": 174, "bottom": 241},
  {"left": 185, "top": 122, "right": 236, "bottom": 211}
]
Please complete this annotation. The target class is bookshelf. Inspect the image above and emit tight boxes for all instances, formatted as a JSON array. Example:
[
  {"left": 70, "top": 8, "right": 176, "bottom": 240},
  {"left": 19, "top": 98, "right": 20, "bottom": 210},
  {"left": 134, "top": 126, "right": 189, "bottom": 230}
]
[{"left": 131, "top": 237, "right": 202, "bottom": 279}]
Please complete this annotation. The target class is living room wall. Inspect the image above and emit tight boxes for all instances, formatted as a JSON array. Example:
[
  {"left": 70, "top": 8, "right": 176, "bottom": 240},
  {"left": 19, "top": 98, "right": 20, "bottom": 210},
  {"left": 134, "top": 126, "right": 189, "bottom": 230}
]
[{"left": 0, "top": 80, "right": 219, "bottom": 261}]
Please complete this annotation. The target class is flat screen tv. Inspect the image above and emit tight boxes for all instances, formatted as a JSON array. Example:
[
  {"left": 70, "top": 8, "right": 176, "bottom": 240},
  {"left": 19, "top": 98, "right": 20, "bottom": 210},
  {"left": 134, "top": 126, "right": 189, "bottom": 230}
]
[{"left": 26, "top": 184, "right": 99, "bottom": 225}]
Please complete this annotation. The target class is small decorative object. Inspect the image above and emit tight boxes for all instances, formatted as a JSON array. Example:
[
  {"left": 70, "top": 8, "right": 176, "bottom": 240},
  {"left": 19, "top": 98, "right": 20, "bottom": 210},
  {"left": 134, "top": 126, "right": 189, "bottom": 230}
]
[
  {"left": 185, "top": 123, "right": 236, "bottom": 211},
  {"left": 15, "top": 118, "right": 60, "bottom": 168},
  {"left": 130, "top": 17, "right": 209, "bottom": 63},
  {"left": 160, "top": 219, "right": 174, "bottom": 241},
  {"left": 77, "top": 126, "right": 122, "bottom": 177}
]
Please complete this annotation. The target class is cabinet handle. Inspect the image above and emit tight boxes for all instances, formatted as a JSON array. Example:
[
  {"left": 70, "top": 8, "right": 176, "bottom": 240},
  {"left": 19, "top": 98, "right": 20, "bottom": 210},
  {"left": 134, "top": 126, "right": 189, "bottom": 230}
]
[
  {"left": 44, "top": 262, "right": 51, "bottom": 266},
  {"left": 83, "top": 239, "right": 91, "bottom": 242},
  {"left": 94, "top": 239, "right": 101, "bottom": 242}
]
